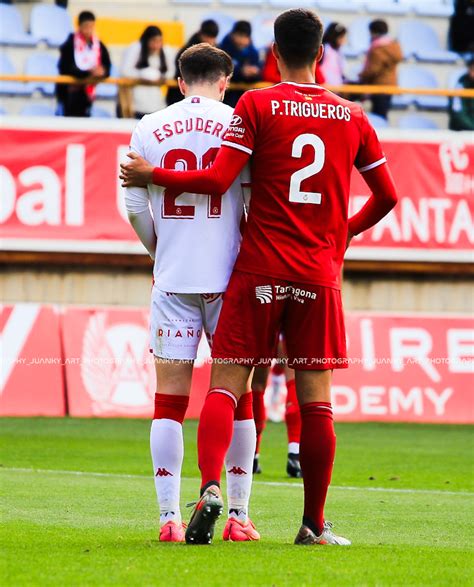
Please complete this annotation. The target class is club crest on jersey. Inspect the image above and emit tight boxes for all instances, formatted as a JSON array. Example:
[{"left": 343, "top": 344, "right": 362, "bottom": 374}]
[
  {"left": 255, "top": 285, "right": 273, "bottom": 304},
  {"left": 191, "top": 97, "right": 200, "bottom": 103}
]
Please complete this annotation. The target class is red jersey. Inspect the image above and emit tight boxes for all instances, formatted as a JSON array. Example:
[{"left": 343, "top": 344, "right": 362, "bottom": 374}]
[{"left": 221, "top": 82, "right": 386, "bottom": 289}]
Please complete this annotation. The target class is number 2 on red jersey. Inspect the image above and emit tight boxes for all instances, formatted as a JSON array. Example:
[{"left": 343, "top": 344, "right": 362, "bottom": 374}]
[{"left": 289, "top": 133, "right": 325, "bottom": 205}]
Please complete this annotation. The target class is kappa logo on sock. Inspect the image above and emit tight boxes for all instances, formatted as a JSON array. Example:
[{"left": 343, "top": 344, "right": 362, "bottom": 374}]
[
  {"left": 155, "top": 467, "right": 173, "bottom": 477},
  {"left": 227, "top": 466, "right": 247, "bottom": 475}
]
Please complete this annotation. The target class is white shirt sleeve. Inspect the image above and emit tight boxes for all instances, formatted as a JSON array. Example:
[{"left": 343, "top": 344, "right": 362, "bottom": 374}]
[{"left": 124, "top": 120, "right": 157, "bottom": 259}]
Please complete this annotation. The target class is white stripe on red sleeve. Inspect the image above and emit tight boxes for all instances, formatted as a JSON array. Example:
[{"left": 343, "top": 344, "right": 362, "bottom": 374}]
[
  {"left": 221, "top": 141, "right": 253, "bottom": 155},
  {"left": 357, "top": 157, "right": 387, "bottom": 173}
]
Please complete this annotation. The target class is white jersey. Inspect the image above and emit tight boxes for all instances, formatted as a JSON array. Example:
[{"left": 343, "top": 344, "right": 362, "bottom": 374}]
[{"left": 129, "top": 96, "right": 246, "bottom": 293}]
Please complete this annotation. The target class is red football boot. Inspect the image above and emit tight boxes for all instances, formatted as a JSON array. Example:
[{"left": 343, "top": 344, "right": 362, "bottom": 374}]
[
  {"left": 222, "top": 517, "right": 260, "bottom": 541},
  {"left": 159, "top": 521, "right": 186, "bottom": 543}
]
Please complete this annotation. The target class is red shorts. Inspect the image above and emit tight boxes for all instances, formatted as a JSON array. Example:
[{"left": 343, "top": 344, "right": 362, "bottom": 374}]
[{"left": 212, "top": 271, "right": 348, "bottom": 370}]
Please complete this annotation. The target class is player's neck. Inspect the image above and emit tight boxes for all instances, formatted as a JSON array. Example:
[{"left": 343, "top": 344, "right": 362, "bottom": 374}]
[
  {"left": 279, "top": 66, "right": 316, "bottom": 85},
  {"left": 185, "top": 85, "right": 221, "bottom": 102}
]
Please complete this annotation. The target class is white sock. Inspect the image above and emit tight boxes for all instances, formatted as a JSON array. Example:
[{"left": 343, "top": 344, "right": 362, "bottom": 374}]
[
  {"left": 225, "top": 419, "right": 256, "bottom": 523},
  {"left": 150, "top": 418, "right": 183, "bottom": 525},
  {"left": 288, "top": 442, "right": 300, "bottom": 455}
]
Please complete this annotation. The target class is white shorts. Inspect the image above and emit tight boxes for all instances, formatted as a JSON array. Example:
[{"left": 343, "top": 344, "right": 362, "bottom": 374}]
[{"left": 150, "top": 287, "right": 224, "bottom": 360}]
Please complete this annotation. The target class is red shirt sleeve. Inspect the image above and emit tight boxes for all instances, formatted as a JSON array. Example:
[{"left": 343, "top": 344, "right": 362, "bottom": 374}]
[
  {"left": 354, "top": 110, "right": 387, "bottom": 173},
  {"left": 221, "top": 91, "right": 258, "bottom": 156},
  {"left": 152, "top": 145, "right": 249, "bottom": 195},
  {"left": 348, "top": 163, "right": 398, "bottom": 236}
]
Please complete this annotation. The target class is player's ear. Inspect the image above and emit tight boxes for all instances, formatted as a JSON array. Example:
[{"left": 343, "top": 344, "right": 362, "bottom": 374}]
[
  {"left": 316, "top": 44, "right": 324, "bottom": 63},
  {"left": 177, "top": 77, "right": 186, "bottom": 96},
  {"left": 272, "top": 42, "right": 279, "bottom": 61},
  {"left": 218, "top": 75, "right": 230, "bottom": 101}
]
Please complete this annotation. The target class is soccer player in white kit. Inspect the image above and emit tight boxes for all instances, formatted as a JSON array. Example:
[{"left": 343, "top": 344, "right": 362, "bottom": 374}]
[{"left": 123, "top": 44, "right": 259, "bottom": 543}]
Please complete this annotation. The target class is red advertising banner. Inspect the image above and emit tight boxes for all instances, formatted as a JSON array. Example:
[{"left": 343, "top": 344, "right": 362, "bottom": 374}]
[
  {"left": 1, "top": 119, "right": 472, "bottom": 262},
  {"left": 333, "top": 313, "right": 474, "bottom": 423},
  {"left": 61, "top": 306, "right": 209, "bottom": 418},
  {"left": 0, "top": 304, "right": 65, "bottom": 416},
  {"left": 347, "top": 134, "right": 474, "bottom": 262},
  {"left": 3, "top": 303, "right": 470, "bottom": 423}
]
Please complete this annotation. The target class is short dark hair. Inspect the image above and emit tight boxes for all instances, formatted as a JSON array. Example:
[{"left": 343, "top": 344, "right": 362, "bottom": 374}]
[
  {"left": 274, "top": 9, "right": 323, "bottom": 69},
  {"left": 200, "top": 19, "right": 219, "bottom": 39},
  {"left": 369, "top": 19, "right": 389, "bottom": 36},
  {"left": 232, "top": 20, "right": 251, "bottom": 37},
  {"left": 78, "top": 11, "right": 95, "bottom": 25},
  {"left": 179, "top": 43, "right": 233, "bottom": 85}
]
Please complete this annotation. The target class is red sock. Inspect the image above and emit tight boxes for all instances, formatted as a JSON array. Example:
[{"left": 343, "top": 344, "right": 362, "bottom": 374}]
[
  {"left": 271, "top": 362, "right": 285, "bottom": 376},
  {"left": 300, "top": 402, "right": 336, "bottom": 536},
  {"left": 154, "top": 393, "right": 189, "bottom": 423},
  {"left": 235, "top": 392, "right": 253, "bottom": 421},
  {"left": 198, "top": 388, "right": 237, "bottom": 489},
  {"left": 252, "top": 391, "right": 266, "bottom": 455},
  {"left": 285, "top": 379, "right": 301, "bottom": 446}
]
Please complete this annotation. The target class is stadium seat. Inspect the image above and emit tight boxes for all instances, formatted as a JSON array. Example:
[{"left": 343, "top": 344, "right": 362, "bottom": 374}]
[
  {"left": 343, "top": 17, "right": 371, "bottom": 58},
  {"left": 398, "top": 113, "right": 439, "bottom": 130},
  {"left": 316, "top": 0, "right": 363, "bottom": 13},
  {"left": 25, "top": 53, "right": 58, "bottom": 97},
  {"left": 30, "top": 4, "right": 73, "bottom": 48},
  {"left": 367, "top": 112, "right": 389, "bottom": 129},
  {"left": 398, "top": 20, "right": 458, "bottom": 63},
  {"left": 270, "top": 0, "right": 320, "bottom": 8},
  {"left": 399, "top": 0, "right": 455, "bottom": 18},
  {"left": 393, "top": 65, "right": 448, "bottom": 110},
  {"left": 96, "top": 65, "right": 119, "bottom": 99},
  {"left": 91, "top": 105, "right": 114, "bottom": 118},
  {"left": 0, "top": 4, "right": 37, "bottom": 46},
  {"left": 221, "top": 0, "right": 262, "bottom": 5},
  {"left": 20, "top": 103, "right": 57, "bottom": 117},
  {"left": 365, "top": 1, "right": 410, "bottom": 15},
  {"left": 202, "top": 12, "right": 235, "bottom": 44},
  {"left": 0, "top": 52, "right": 31, "bottom": 96},
  {"left": 447, "top": 67, "right": 466, "bottom": 88},
  {"left": 251, "top": 13, "right": 275, "bottom": 51}
]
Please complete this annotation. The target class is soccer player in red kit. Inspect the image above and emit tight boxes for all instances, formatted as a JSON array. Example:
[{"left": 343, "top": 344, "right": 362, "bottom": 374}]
[{"left": 121, "top": 8, "right": 398, "bottom": 545}]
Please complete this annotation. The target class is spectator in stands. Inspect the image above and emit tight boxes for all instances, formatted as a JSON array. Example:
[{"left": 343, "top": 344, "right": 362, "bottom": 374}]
[
  {"left": 449, "top": 57, "right": 474, "bottom": 131},
  {"left": 166, "top": 19, "right": 219, "bottom": 106},
  {"left": 319, "top": 22, "right": 347, "bottom": 86},
  {"left": 449, "top": 0, "right": 474, "bottom": 54},
  {"left": 120, "top": 26, "right": 169, "bottom": 118},
  {"left": 359, "top": 19, "right": 402, "bottom": 120},
  {"left": 219, "top": 20, "right": 261, "bottom": 107},
  {"left": 56, "top": 11, "right": 111, "bottom": 117},
  {"left": 262, "top": 43, "right": 325, "bottom": 85}
]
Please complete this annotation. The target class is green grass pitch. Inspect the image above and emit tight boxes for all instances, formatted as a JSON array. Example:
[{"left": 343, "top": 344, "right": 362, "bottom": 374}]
[{"left": 1, "top": 418, "right": 473, "bottom": 586}]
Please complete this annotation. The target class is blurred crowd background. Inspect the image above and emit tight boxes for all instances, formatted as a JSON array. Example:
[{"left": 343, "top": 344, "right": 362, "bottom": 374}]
[{"left": 0, "top": 0, "right": 473, "bottom": 130}]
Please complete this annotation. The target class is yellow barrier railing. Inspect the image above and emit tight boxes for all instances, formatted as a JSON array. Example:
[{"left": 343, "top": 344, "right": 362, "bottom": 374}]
[
  {"left": 2, "top": 74, "right": 471, "bottom": 118},
  {"left": 1, "top": 74, "right": 473, "bottom": 98}
]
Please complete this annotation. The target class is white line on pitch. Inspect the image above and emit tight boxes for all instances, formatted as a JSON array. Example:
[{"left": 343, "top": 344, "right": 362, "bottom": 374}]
[{"left": 1, "top": 467, "right": 473, "bottom": 497}]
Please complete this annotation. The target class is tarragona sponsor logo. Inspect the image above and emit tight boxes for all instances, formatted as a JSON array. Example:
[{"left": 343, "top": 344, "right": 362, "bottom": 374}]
[
  {"left": 255, "top": 285, "right": 317, "bottom": 304},
  {"left": 275, "top": 285, "right": 317, "bottom": 302}
]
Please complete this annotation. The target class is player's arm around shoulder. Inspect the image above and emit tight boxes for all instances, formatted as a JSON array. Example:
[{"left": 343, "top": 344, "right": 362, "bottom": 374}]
[{"left": 120, "top": 116, "right": 155, "bottom": 187}]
